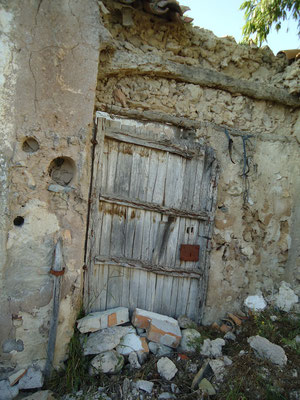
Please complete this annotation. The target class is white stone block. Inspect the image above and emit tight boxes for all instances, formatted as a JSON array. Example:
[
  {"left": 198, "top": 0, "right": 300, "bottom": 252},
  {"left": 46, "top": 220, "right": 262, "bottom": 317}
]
[
  {"left": 179, "top": 329, "right": 201, "bottom": 352},
  {"left": 77, "top": 307, "right": 129, "bottom": 333},
  {"left": 116, "top": 332, "right": 149, "bottom": 356},
  {"left": 244, "top": 294, "right": 267, "bottom": 311},
  {"left": 132, "top": 309, "right": 181, "bottom": 348},
  {"left": 136, "top": 380, "right": 154, "bottom": 393},
  {"left": 157, "top": 357, "right": 178, "bottom": 380},
  {"left": 248, "top": 335, "right": 287, "bottom": 366},
  {"left": 275, "top": 281, "right": 298, "bottom": 312},
  {"left": 83, "top": 326, "right": 132, "bottom": 355},
  {"left": 89, "top": 351, "right": 124, "bottom": 375}
]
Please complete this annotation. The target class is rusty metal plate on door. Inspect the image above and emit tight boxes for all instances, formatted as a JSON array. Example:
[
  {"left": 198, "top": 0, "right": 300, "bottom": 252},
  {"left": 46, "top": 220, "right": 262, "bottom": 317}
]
[{"left": 180, "top": 244, "right": 200, "bottom": 261}]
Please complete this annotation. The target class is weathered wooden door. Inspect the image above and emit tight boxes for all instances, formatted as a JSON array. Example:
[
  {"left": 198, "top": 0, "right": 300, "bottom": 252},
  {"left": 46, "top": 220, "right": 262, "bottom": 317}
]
[{"left": 85, "top": 112, "right": 218, "bottom": 322}]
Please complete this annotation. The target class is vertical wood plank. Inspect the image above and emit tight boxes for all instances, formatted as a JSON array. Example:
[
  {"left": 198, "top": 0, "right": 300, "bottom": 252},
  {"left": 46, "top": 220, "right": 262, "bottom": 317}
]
[
  {"left": 161, "top": 276, "right": 173, "bottom": 315},
  {"left": 145, "top": 272, "right": 157, "bottom": 312},
  {"left": 186, "top": 278, "right": 199, "bottom": 321},
  {"left": 169, "top": 277, "right": 180, "bottom": 317},
  {"left": 175, "top": 277, "right": 191, "bottom": 316}
]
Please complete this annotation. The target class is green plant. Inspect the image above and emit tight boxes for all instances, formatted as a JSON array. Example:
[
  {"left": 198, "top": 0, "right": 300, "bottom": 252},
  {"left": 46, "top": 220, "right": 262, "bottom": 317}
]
[
  {"left": 240, "top": 0, "right": 300, "bottom": 45},
  {"left": 46, "top": 307, "right": 97, "bottom": 395},
  {"left": 224, "top": 379, "right": 247, "bottom": 400},
  {"left": 281, "top": 338, "right": 300, "bottom": 356},
  {"left": 253, "top": 312, "right": 278, "bottom": 341}
]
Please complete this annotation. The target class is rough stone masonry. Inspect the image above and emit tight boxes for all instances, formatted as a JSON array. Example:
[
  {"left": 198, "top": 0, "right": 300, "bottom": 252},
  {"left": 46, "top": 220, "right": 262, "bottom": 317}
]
[{"left": 0, "top": 0, "right": 299, "bottom": 381}]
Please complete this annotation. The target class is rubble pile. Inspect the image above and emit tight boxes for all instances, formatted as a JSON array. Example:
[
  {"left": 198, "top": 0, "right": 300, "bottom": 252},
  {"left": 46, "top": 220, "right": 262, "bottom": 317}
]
[{"left": 1, "top": 283, "right": 299, "bottom": 400}]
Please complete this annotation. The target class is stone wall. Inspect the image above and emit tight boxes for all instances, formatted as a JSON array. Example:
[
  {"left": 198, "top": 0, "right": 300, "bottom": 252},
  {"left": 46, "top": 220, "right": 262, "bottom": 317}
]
[
  {"left": 97, "top": 1, "right": 300, "bottom": 324},
  {"left": 0, "top": 0, "right": 299, "bottom": 377},
  {"left": 0, "top": 0, "right": 100, "bottom": 375}
]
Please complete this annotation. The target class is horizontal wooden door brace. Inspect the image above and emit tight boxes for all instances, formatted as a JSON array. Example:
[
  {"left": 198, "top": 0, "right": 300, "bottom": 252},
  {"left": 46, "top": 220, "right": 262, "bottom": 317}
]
[
  {"left": 105, "top": 130, "right": 200, "bottom": 159},
  {"left": 94, "top": 255, "right": 203, "bottom": 278},
  {"left": 100, "top": 193, "right": 211, "bottom": 221},
  {"left": 102, "top": 50, "right": 300, "bottom": 108}
]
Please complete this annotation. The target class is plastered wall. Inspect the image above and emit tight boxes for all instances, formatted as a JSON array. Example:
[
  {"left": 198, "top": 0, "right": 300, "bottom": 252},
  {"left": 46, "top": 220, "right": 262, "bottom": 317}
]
[
  {"left": 0, "top": 0, "right": 100, "bottom": 375},
  {"left": 0, "top": 0, "right": 299, "bottom": 375}
]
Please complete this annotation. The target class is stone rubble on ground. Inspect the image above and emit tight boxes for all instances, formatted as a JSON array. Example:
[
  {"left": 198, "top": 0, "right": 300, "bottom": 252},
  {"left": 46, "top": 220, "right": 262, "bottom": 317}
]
[
  {"left": 116, "top": 331, "right": 149, "bottom": 356},
  {"left": 191, "top": 361, "right": 212, "bottom": 389},
  {"left": 198, "top": 378, "right": 216, "bottom": 396},
  {"left": 157, "top": 357, "right": 178, "bottom": 381},
  {"left": 209, "top": 358, "right": 228, "bottom": 382},
  {"left": 77, "top": 307, "right": 129, "bottom": 333},
  {"left": 177, "top": 315, "right": 196, "bottom": 329},
  {"left": 128, "top": 351, "right": 141, "bottom": 369},
  {"left": 158, "top": 392, "right": 176, "bottom": 399},
  {"left": 83, "top": 326, "right": 133, "bottom": 355},
  {"left": 179, "top": 328, "right": 201, "bottom": 352},
  {"left": 224, "top": 331, "right": 236, "bottom": 341},
  {"left": 200, "top": 338, "right": 225, "bottom": 358},
  {"left": 135, "top": 380, "right": 154, "bottom": 393},
  {"left": 149, "top": 341, "right": 173, "bottom": 356},
  {"left": 248, "top": 335, "right": 287, "bottom": 366},
  {"left": 0, "top": 379, "right": 19, "bottom": 400},
  {"left": 274, "top": 281, "right": 299, "bottom": 312},
  {"left": 18, "top": 367, "right": 44, "bottom": 389},
  {"left": 244, "top": 293, "right": 267, "bottom": 311},
  {"left": 132, "top": 309, "right": 182, "bottom": 348},
  {"left": 8, "top": 368, "right": 27, "bottom": 386},
  {"left": 31, "top": 298, "right": 297, "bottom": 400},
  {"left": 89, "top": 350, "right": 124, "bottom": 375}
]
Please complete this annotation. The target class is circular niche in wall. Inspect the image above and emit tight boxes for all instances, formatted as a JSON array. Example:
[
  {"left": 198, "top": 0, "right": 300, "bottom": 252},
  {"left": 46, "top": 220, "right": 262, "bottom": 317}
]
[
  {"left": 48, "top": 157, "right": 76, "bottom": 187},
  {"left": 13, "top": 216, "right": 24, "bottom": 227},
  {"left": 22, "top": 137, "right": 39, "bottom": 153}
]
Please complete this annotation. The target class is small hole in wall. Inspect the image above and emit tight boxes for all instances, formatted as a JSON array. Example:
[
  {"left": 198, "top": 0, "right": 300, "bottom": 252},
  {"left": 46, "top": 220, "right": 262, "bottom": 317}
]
[
  {"left": 13, "top": 216, "right": 24, "bottom": 226},
  {"left": 22, "top": 137, "right": 39, "bottom": 153},
  {"left": 48, "top": 157, "right": 76, "bottom": 186}
]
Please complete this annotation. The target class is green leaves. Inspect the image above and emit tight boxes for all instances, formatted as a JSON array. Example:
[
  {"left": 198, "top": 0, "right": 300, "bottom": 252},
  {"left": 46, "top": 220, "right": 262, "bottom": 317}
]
[{"left": 240, "top": 0, "right": 300, "bottom": 46}]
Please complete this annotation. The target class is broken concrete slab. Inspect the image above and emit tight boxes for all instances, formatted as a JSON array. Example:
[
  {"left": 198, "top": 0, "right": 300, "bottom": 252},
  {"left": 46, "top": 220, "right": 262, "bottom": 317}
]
[
  {"left": 157, "top": 357, "right": 178, "bottom": 381},
  {"left": 0, "top": 380, "right": 19, "bottom": 400},
  {"left": 77, "top": 307, "right": 129, "bottom": 333},
  {"left": 274, "top": 281, "right": 298, "bottom": 312},
  {"left": 116, "top": 332, "right": 149, "bottom": 356},
  {"left": 201, "top": 338, "right": 225, "bottom": 358},
  {"left": 83, "top": 326, "right": 133, "bottom": 355},
  {"left": 18, "top": 367, "right": 44, "bottom": 389},
  {"left": 89, "top": 350, "right": 124, "bottom": 375},
  {"left": 248, "top": 335, "right": 287, "bottom": 366},
  {"left": 179, "top": 328, "right": 201, "bottom": 352},
  {"left": 132, "top": 309, "right": 181, "bottom": 348}
]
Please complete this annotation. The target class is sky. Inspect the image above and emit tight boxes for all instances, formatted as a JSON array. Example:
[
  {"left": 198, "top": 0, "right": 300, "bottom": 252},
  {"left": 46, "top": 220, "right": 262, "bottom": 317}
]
[{"left": 183, "top": 0, "right": 300, "bottom": 55}]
